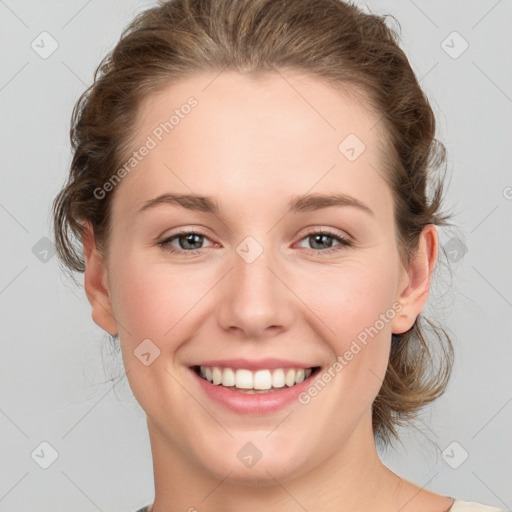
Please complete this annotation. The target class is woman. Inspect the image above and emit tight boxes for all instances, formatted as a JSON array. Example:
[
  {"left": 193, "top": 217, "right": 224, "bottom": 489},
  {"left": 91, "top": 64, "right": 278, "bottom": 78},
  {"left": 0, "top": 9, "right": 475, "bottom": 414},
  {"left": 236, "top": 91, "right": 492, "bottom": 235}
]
[{"left": 52, "top": 0, "right": 508, "bottom": 511}]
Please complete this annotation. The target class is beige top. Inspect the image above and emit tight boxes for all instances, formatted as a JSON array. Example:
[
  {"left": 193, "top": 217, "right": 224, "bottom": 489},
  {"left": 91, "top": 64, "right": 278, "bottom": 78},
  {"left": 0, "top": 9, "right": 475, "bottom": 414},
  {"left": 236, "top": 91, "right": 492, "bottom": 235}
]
[
  {"left": 450, "top": 500, "right": 509, "bottom": 512},
  {"left": 135, "top": 500, "right": 509, "bottom": 511}
]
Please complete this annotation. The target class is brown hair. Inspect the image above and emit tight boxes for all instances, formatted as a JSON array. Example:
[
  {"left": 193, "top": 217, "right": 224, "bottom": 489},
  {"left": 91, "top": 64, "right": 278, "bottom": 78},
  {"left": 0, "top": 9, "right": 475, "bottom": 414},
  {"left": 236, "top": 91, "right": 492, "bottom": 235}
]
[{"left": 52, "top": 0, "right": 454, "bottom": 445}]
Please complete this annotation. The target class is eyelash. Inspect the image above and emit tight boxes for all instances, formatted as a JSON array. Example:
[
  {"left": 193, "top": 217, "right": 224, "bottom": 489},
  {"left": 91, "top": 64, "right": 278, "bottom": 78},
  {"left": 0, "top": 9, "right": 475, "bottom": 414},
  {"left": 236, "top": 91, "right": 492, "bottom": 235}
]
[{"left": 157, "top": 229, "right": 352, "bottom": 256}]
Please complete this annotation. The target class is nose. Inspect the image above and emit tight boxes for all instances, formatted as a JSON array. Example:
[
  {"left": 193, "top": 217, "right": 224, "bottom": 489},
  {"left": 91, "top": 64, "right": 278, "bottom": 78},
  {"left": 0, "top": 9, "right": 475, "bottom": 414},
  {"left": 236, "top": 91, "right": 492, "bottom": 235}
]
[{"left": 216, "top": 245, "right": 295, "bottom": 340}]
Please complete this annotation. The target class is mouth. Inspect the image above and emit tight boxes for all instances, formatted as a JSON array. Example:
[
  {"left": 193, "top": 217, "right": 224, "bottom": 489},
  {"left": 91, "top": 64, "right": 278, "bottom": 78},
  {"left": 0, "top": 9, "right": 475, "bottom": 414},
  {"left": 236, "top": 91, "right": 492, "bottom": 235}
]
[{"left": 191, "top": 365, "right": 322, "bottom": 394}]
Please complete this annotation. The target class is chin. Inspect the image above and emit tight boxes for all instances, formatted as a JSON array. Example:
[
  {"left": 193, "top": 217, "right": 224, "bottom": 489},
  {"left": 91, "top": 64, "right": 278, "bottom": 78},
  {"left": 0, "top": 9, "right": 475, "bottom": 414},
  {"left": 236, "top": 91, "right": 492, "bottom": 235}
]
[{"left": 193, "top": 434, "right": 315, "bottom": 486}]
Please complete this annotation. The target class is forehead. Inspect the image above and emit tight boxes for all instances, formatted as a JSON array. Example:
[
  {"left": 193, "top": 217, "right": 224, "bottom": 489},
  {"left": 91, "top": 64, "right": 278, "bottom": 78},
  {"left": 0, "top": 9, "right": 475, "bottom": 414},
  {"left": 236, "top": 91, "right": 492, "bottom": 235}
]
[
  {"left": 113, "top": 70, "right": 393, "bottom": 221},
  {"left": 133, "top": 69, "right": 382, "bottom": 157}
]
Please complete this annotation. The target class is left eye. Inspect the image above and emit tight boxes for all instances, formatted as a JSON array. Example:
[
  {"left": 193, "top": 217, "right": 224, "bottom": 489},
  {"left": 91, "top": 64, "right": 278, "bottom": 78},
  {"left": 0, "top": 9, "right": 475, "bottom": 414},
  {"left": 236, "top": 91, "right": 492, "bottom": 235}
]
[
  {"left": 158, "top": 230, "right": 351, "bottom": 255},
  {"left": 297, "top": 231, "right": 351, "bottom": 252}
]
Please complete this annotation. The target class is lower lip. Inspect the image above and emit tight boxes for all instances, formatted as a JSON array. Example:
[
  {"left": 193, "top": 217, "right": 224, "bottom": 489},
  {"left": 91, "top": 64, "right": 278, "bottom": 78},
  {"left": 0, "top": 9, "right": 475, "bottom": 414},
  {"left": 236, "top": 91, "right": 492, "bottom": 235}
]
[{"left": 190, "top": 367, "right": 319, "bottom": 414}]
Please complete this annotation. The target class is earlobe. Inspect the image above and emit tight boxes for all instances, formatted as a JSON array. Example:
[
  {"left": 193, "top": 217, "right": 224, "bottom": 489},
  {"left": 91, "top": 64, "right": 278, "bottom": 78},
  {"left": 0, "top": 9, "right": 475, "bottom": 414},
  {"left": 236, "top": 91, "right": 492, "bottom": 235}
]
[
  {"left": 82, "top": 221, "right": 118, "bottom": 336},
  {"left": 391, "top": 225, "right": 438, "bottom": 335}
]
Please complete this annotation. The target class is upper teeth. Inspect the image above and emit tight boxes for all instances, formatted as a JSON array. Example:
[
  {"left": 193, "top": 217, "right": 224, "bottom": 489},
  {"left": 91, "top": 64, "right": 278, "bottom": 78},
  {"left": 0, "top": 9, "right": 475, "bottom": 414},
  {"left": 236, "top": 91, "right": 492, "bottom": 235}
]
[{"left": 199, "top": 366, "right": 313, "bottom": 390}]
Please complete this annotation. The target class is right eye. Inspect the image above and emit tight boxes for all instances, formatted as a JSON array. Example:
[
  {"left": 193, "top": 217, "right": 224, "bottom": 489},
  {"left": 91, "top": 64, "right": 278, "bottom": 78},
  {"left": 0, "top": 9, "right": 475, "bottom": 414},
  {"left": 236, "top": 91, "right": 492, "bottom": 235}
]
[{"left": 158, "top": 231, "right": 216, "bottom": 255}]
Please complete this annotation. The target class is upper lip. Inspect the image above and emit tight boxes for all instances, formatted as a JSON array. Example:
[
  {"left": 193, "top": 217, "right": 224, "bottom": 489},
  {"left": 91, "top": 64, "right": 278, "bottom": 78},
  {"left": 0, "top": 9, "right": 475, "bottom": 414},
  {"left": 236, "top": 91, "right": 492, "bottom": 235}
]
[{"left": 191, "top": 358, "right": 318, "bottom": 371}]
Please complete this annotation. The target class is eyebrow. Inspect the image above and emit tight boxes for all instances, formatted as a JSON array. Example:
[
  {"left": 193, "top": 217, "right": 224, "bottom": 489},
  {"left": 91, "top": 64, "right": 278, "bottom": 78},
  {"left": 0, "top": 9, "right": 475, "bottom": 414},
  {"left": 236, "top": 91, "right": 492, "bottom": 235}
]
[{"left": 138, "top": 192, "right": 374, "bottom": 217}]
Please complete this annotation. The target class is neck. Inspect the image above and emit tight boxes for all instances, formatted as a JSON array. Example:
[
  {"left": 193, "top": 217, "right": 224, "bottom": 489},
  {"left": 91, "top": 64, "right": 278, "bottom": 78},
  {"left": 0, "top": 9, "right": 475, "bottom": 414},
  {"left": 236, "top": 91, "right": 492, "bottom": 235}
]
[{"left": 147, "top": 414, "right": 401, "bottom": 512}]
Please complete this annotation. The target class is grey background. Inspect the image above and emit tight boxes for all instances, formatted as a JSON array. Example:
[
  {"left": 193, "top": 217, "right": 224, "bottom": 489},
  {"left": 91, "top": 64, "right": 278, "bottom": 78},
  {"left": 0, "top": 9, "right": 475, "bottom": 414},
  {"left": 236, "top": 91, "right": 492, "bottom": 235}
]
[{"left": 1, "top": 0, "right": 511, "bottom": 511}]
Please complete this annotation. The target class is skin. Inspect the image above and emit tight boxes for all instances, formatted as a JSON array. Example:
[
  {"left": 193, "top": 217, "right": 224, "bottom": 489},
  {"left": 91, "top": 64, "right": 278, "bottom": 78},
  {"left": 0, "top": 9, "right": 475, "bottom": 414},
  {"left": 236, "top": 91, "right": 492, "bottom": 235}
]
[{"left": 82, "top": 70, "right": 454, "bottom": 512}]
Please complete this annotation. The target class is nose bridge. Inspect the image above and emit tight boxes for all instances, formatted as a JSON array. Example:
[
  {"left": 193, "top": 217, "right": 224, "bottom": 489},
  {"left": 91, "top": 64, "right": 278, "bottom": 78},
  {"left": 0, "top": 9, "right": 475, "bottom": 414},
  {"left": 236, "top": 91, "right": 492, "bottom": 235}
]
[{"left": 216, "top": 236, "right": 293, "bottom": 338}]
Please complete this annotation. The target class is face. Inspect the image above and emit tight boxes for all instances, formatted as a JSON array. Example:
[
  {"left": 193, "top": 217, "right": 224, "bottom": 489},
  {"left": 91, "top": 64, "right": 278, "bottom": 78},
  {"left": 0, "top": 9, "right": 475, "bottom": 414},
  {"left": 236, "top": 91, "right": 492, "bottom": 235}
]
[{"left": 85, "top": 70, "right": 433, "bottom": 484}]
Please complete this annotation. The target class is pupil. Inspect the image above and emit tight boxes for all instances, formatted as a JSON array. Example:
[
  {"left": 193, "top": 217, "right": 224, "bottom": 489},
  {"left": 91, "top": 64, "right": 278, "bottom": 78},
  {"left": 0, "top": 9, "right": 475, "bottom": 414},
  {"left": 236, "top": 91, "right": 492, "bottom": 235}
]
[
  {"left": 182, "top": 234, "right": 202, "bottom": 249},
  {"left": 312, "top": 234, "right": 332, "bottom": 249}
]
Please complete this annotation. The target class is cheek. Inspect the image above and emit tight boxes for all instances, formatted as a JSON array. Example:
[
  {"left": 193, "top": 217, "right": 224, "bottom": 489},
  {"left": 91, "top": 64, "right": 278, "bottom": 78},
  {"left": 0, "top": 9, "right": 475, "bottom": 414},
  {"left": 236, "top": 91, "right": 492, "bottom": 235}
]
[
  {"left": 306, "top": 260, "right": 399, "bottom": 341},
  {"left": 108, "top": 256, "right": 208, "bottom": 411},
  {"left": 284, "top": 260, "right": 400, "bottom": 439},
  {"left": 109, "top": 252, "right": 219, "bottom": 351},
  {"left": 299, "top": 259, "right": 399, "bottom": 390}
]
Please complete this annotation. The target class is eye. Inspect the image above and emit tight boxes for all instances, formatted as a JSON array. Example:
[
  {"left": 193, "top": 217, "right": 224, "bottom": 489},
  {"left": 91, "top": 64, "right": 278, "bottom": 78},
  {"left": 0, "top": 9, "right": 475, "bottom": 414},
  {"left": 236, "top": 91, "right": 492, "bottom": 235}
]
[
  {"left": 158, "top": 231, "right": 216, "bottom": 254},
  {"left": 296, "top": 229, "right": 352, "bottom": 255},
  {"left": 157, "top": 228, "right": 352, "bottom": 256}
]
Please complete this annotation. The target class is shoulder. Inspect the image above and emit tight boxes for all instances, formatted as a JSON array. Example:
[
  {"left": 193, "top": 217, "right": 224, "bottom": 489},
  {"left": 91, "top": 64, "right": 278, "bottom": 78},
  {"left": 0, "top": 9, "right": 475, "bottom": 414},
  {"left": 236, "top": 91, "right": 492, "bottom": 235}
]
[{"left": 450, "top": 500, "right": 509, "bottom": 512}]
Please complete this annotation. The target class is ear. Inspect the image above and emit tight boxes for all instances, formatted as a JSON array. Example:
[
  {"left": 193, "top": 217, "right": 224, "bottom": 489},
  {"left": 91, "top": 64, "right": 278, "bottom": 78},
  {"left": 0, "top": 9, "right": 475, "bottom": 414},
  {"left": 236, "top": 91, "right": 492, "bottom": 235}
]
[
  {"left": 391, "top": 224, "right": 438, "bottom": 335},
  {"left": 82, "top": 221, "right": 118, "bottom": 335}
]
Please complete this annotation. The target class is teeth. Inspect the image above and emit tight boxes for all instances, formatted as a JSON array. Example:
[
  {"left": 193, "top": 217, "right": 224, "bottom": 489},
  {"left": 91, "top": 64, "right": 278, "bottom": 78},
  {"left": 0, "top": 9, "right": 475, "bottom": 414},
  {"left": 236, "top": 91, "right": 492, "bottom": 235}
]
[
  {"left": 212, "top": 367, "right": 223, "bottom": 385},
  {"left": 198, "top": 366, "right": 314, "bottom": 390},
  {"left": 221, "top": 367, "right": 236, "bottom": 387},
  {"left": 285, "top": 369, "right": 296, "bottom": 387},
  {"left": 236, "top": 369, "right": 253, "bottom": 389},
  {"left": 272, "top": 369, "right": 285, "bottom": 388}
]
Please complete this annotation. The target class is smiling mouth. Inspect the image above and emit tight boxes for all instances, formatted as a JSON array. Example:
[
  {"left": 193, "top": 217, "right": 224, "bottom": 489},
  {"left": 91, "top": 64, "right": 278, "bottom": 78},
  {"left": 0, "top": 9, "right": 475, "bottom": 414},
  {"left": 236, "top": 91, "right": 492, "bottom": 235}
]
[{"left": 192, "top": 365, "right": 321, "bottom": 394}]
